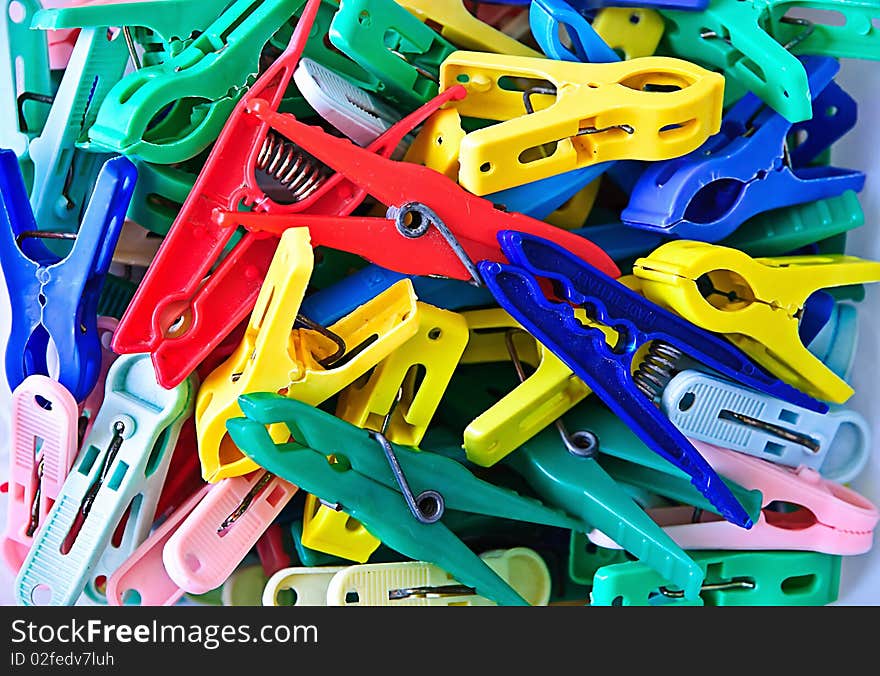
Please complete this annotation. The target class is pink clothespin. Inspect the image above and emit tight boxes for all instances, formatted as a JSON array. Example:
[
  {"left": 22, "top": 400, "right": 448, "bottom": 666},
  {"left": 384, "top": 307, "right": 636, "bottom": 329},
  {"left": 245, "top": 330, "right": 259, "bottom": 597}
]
[
  {"left": 1, "top": 376, "right": 78, "bottom": 571},
  {"left": 105, "top": 484, "right": 211, "bottom": 606},
  {"left": 78, "top": 316, "right": 120, "bottom": 444},
  {"left": 40, "top": 0, "right": 86, "bottom": 70},
  {"left": 163, "top": 471, "right": 298, "bottom": 594},
  {"left": 589, "top": 440, "right": 879, "bottom": 555}
]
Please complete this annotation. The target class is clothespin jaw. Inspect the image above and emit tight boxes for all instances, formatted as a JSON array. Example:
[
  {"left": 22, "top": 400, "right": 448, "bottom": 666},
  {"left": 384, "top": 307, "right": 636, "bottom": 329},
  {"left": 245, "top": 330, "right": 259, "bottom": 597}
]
[
  {"left": 226, "top": 393, "right": 588, "bottom": 606},
  {"left": 529, "top": 0, "right": 620, "bottom": 63},
  {"left": 591, "top": 550, "right": 842, "bottom": 606},
  {"left": 196, "top": 228, "right": 419, "bottom": 481},
  {"left": 479, "top": 231, "right": 828, "bottom": 529},
  {"left": 661, "top": 369, "right": 871, "bottom": 483},
  {"left": 2, "top": 376, "right": 79, "bottom": 572},
  {"left": 85, "top": 0, "right": 306, "bottom": 164},
  {"left": 397, "top": 0, "right": 541, "bottom": 57},
  {"left": 0, "top": 151, "right": 136, "bottom": 402},
  {"left": 328, "top": 0, "right": 456, "bottom": 110},
  {"left": 438, "top": 51, "right": 725, "bottom": 195},
  {"left": 633, "top": 240, "right": 880, "bottom": 403},
  {"left": 14, "top": 354, "right": 195, "bottom": 605},
  {"left": 300, "top": 493, "right": 381, "bottom": 563},
  {"left": 622, "top": 56, "right": 865, "bottom": 242}
]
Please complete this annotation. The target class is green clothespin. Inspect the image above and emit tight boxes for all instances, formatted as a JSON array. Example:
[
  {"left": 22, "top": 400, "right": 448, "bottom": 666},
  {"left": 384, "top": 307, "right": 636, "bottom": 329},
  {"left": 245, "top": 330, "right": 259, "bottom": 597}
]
[
  {"left": 226, "top": 393, "right": 589, "bottom": 606},
  {"left": 328, "top": 0, "right": 457, "bottom": 110},
  {"left": 591, "top": 550, "right": 842, "bottom": 606},
  {"left": 721, "top": 190, "right": 864, "bottom": 258},
  {"left": 1, "top": 0, "right": 51, "bottom": 184},
  {"left": 309, "top": 249, "right": 368, "bottom": 291},
  {"left": 127, "top": 160, "right": 196, "bottom": 236},
  {"left": 97, "top": 274, "right": 138, "bottom": 319},
  {"left": 83, "top": 0, "right": 307, "bottom": 165},
  {"left": 568, "top": 533, "right": 630, "bottom": 587}
]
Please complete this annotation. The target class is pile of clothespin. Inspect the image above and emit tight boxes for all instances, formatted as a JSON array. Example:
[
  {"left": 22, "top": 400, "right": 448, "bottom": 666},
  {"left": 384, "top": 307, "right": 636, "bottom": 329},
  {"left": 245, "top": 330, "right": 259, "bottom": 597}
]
[{"left": 2, "top": 0, "right": 879, "bottom": 607}]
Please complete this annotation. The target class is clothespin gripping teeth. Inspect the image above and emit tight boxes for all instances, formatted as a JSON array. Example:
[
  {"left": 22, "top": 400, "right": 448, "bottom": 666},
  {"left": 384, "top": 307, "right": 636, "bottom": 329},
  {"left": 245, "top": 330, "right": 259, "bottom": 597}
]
[{"left": 479, "top": 231, "right": 828, "bottom": 529}]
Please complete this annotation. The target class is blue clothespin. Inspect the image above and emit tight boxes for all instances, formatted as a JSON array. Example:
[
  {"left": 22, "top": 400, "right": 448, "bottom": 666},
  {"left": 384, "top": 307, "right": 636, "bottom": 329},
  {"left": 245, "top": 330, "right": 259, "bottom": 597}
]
[
  {"left": 0, "top": 150, "right": 136, "bottom": 401},
  {"left": 621, "top": 56, "right": 865, "bottom": 242},
  {"left": 478, "top": 231, "right": 829, "bottom": 529},
  {"left": 568, "top": 0, "right": 708, "bottom": 10},
  {"left": 808, "top": 301, "right": 859, "bottom": 381},
  {"left": 571, "top": 223, "right": 666, "bottom": 263},
  {"left": 788, "top": 79, "right": 857, "bottom": 169},
  {"left": 530, "top": 0, "right": 619, "bottom": 62}
]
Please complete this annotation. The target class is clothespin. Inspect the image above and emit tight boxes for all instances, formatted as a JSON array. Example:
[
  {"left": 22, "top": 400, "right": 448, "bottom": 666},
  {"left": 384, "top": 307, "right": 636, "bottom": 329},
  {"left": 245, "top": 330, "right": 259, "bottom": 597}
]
[
  {"left": 1, "top": 0, "right": 51, "bottom": 169},
  {"left": 105, "top": 484, "right": 210, "bottom": 607},
  {"left": 25, "top": 25, "right": 128, "bottom": 243},
  {"left": 591, "top": 550, "right": 841, "bottom": 606},
  {"left": 226, "top": 393, "right": 591, "bottom": 606},
  {"left": 661, "top": 369, "right": 871, "bottom": 483},
  {"left": 479, "top": 231, "right": 827, "bottom": 529},
  {"left": 0, "top": 150, "right": 135, "bottom": 401},
  {"left": 125, "top": 160, "right": 196, "bottom": 239},
  {"left": 255, "top": 523, "right": 291, "bottom": 578},
  {"left": 220, "top": 565, "right": 270, "bottom": 606},
  {"left": 163, "top": 472, "right": 299, "bottom": 595},
  {"left": 112, "top": 221, "right": 162, "bottom": 268},
  {"left": 38, "top": 0, "right": 88, "bottom": 71},
  {"left": 265, "top": 548, "right": 551, "bottom": 606},
  {"left": 195, "top": 229, "right": 420, "bottom": 482},
  {"left": 397, "top": 0, "right": 542, "bottom": 57},
  {"left": 807, "top": 301, "right": 859, "bottom": 381},
  {"left": 110, "top": 0, "right": 468, "bottom": 389},
  {"left": 84, "top": 0, "right": 306, "bottom": 165},
  {"left": 529, "top": 0, "right": 620, "bottom": 62},
  {"left": 78, "top": 317, "right": 121, "bottom": 445},
  {"left": 293, "top": 58, "right": 399, "bottom": 146},
  {"left": 567, "top": 533, "right": 629, "bottom": 587},
  {"left": 622, "top": 57, "right": 864, "bottom": 242},
  {"left": 589, "top": 440, "right": 880, "bottom": 556},
  {"left": 14, "top": 354, "right": 195, "bottom": 605},
  {"left": 590, "top": 8, "right": 666, "bottom": 60},
  {"left": 327, "top": 0, "right": 456, "bottom": 110},
  {"left": 212, "top": 98, "right": 620, "bottom": 282},
  {"left": 336, "top": 303, "right": 469, "bottom": 447},
  {"left": 299, "top": 492, "right": 381, "bottom": 563},
  {"left": 721, "top": 190, "right": 864, "bottom": 258},
  {"left": 437, "top": 51, "right": 725, "bottom": 195},
  {"left": 1, "top": 376, "right": 79, "bottom": 572},
  {"left": 660, "top": 0, "right": 880, "bottom": 122},
  {"left": 571, "top": 0, "right": 708, "bottom": 9},
  {"left": 632, "top": 240, "right": 880, "bottom": 403},
  {"left": 457, "top": 308, "right": 592, "bottom": 467}
]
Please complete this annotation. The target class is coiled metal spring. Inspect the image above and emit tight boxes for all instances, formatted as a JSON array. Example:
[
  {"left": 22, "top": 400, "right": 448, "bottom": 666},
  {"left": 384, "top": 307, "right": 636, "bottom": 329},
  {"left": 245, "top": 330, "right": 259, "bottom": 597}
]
[
  {"left": 633, "top": 341, "right": 683, "bottom": 402},
  {"left": 256, "top": 131, "right": 329, "bottom": 202}
]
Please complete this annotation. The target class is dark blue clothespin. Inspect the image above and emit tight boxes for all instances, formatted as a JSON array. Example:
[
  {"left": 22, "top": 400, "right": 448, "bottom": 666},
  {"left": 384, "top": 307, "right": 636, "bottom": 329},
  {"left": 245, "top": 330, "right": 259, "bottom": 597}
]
[
  {"left": 478, "top": 230, "right": 829, "bottom": 529},
  {"left": 0, "top": 149, "right": 136, "bottom": 401},
  {"left": 622, "top": 56, "right": 864, "bottom": 242}
]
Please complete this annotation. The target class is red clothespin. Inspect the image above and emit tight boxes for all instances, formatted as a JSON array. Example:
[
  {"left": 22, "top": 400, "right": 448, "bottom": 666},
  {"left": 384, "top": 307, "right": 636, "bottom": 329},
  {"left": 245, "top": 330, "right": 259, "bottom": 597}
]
[
  {"left": 256, "top": 524, "right": 291, "bottom": 578},
  {"left": 110, "top": 0, "right": 457, "bottom": 389},
  {"left": 218, "top": 101, "right": 619, "bottom": 286}
]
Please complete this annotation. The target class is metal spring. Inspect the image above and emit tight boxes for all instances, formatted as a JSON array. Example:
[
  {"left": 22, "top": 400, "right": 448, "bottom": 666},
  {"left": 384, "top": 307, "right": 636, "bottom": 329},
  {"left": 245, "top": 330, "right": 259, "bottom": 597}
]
[
  {"left": 633, "top": 342, "right": 683, "bottom": 402},
  {"left": 256, "top": 131, "right": 330, "bottom": 202}
]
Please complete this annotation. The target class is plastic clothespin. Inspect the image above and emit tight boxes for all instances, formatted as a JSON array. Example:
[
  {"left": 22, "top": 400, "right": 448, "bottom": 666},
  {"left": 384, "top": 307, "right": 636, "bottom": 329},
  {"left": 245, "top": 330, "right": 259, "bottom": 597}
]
[
  {"left": 457, "top": 308, "right": 593, "bottom": 467},
  {"left": 397, "top": 0, "right": 541, "bottom": 57},
  {"left": 659, "top": 0, "right": 879, "bottom": 122},
  {"left": 84, "top": 0, "right": 305, "bottom": 165},
  {"left": 112, "top": 221, "right": 162, "bottom": 268},
  {"left": 1, "top": 376, "right": 79, "bottom": 572},
  {"left": 195, "top": 229, "right": 420, "bottom": 482},
  {"left": 38, "top": 0, "right": 87, "bottom": 71},
  {"left": 293, "top": 58, "right": 399, "bottom": 146},
  {"left": 570, "top": 0, "right": 708, "bottom": 10},
  {"left": 1, "top": 0, "right": 51, "bottom": 170},
  {"left": 720, "top": 190, "right": 864, "bottom": 259},
  {"left": 437, "top": 51, "right": 725, "bottom": 195},
  {"left": 214, "top": 97, "right": 620, "bottom": 281},
  {"left": 632, "top": 240, "right": 880, "bottom": 403},
  {"left": 590, "top": 8, "right": 666, "bottom": 60},
  {"left": 479, "top": 231, "right": 828, "bottom": 529},
  {"left": 125, "top": 161, "right": 196, "bottom": 238},
  {"left": 78, "top": 317, "right": 121, "bottom": 444},
  {"left": 262, "top": 565, "right": 346, "bottom": 606},
  {"left": 571, "top": 222, "right": 666, "bottom": 264},
  {"left": 110, "top": 0, "right": 465, "bottom": 389},
  {"left": 105, "top": 484, "right": 210, "bottom": 607},
  {"left": 807, "top": 301, "right": 859, "bottom": 381},
  {"left": 529, "top": 0, "right": 620, "bottom": 63},
  {"left": 0, "top": 150, "right": 135, "bottom": 402},
  {"left": 14, "top": 354, "right": 195, "bottom": 606},
  {"left": 226, "top": 393, "right": 590, "bottom": 606},
  {"left": 622, "top": 57, "right": 864, "bottom": 242},
  {"left": 590, "top": 440, "right": 880, "bottom": 556},
  {"left": 661, "top": 369, "right": 871, "bottom": 483},
  {"left": 220, "top": 565, "right": 270, "bottom": 606},
  {"left": 255, "top": 523, "right": 291, "bottom": 578},
  {"left": 299, "top": 492, "right": 381, "bottom": 563},
  {"left": 327, "top": 0, "right": 456, "bottom": 110},
  {"left": 336, "top": 303, "right": 469, "bottom": 447},
  {"left": 591, "top": 550, "right": 841, "bottom": 606},
  {"left": 163, "top": 472, "right": 299, "bottom": 595},
  {"left": 26, "top": 25, "right": 128, "bottom": 244}
]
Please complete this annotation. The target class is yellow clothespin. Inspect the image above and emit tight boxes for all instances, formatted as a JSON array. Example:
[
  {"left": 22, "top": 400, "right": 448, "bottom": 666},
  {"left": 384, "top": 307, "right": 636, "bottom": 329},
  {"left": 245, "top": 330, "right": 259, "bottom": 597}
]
[
  {"left": 544, "top": 178, "right": 601, "bottom": 229},
  {"left": 336, "top": 302, "right": 469, "bottom": 447},
  {"left": 460, "top": 308, "right": 593, "bottom": 467},
  {"left": 633, "top": 241, "right": 880, "bottom": 404},
  {"left": 403, "top": 108, "right": 466, "bottom": 179},
  {"left": 592, "top": 8, "right": 665, "bottom": 60},
  {"left": 395, "top": 0, "right": 542, "bottom": 57},
  {"left": 301, "top": 493, "right": 382, "bottom": 564},
  {"left": 438, "top": 52, "right": 725, "bottom": 195},
  {"left": 195, "top": 229, "right": 420, "bottom": 482}
]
